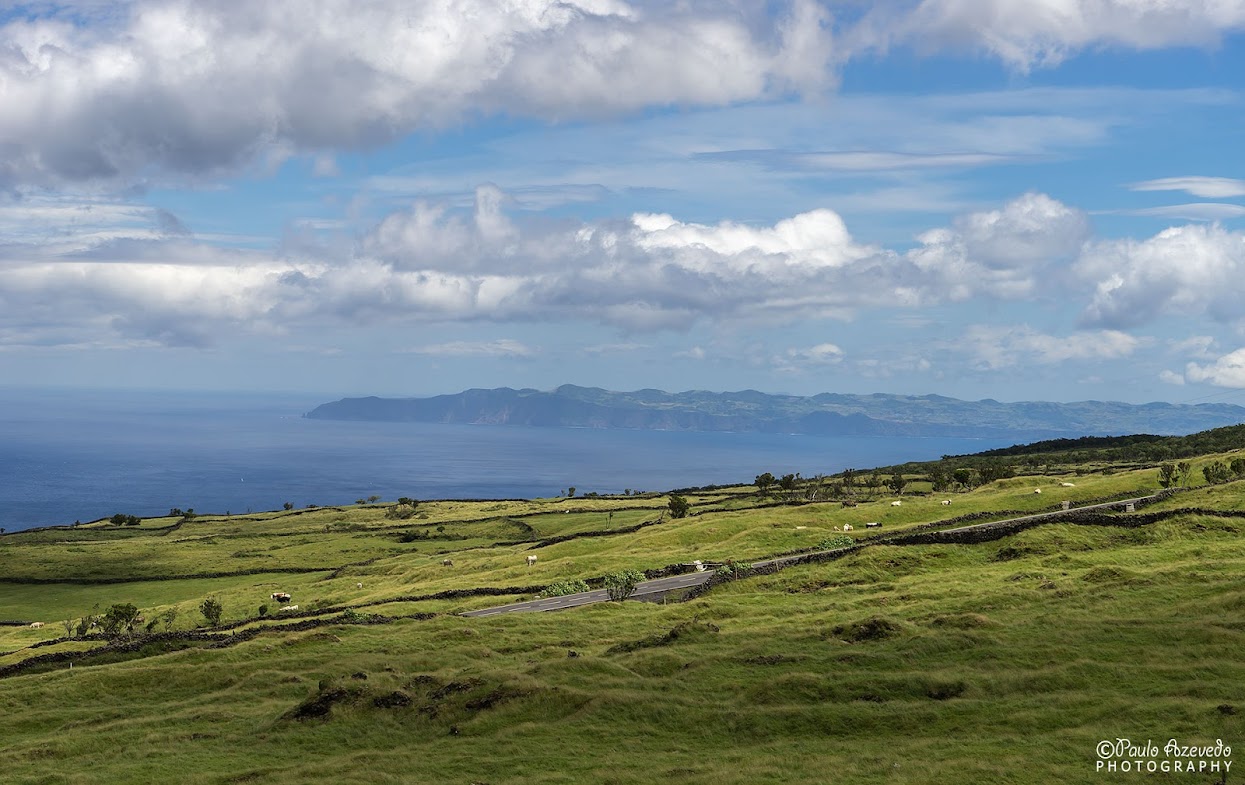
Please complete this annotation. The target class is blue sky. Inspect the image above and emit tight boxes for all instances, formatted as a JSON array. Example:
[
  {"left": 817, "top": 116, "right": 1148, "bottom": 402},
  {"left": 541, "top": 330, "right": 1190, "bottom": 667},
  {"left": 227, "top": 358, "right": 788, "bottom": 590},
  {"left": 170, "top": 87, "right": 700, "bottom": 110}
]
[{"left": 3, "top": 0, "right": 1245, "bottom": 404}]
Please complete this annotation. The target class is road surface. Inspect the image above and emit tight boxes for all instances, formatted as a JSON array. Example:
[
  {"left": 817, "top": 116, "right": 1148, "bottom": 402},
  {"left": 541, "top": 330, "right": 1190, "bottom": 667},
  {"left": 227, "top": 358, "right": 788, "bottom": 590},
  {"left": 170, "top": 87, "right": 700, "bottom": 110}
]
[
  {"left": 460, "top": 570, "right": 713, "bottom": 617},
  {"left": 460, "top": 494, "right": 1158, "bottom": 617}
]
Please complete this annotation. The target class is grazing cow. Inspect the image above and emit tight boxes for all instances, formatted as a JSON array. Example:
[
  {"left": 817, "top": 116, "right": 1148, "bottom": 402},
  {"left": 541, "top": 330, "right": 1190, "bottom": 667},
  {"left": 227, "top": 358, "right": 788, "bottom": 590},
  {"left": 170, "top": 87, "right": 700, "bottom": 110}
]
[
  {"left": 940, "top": 499, "right": 952, "bottom": 505},
  {"left": 842, "top": 524, "right": 853, "bottom": 532},
  {"left": 891, "top": 501, "right": 902, "bottom": 507},
  {"left": 526, "top": 555, "right": 538, "bottom": 567},
  {"left": 1060, "top": 482, "right": 1076, "bottom": 487},
  {"left": 1033, "top": 488, "right": 1043, "bottom": 494},
  {"left": 279, "top": 605, "right": 299, "bottom": 612},
  {"left": 442, "top": 558, "right": 453, "bottom": 567},
  {"left": 865, "top": 522, "right": 882, "bottom": 529},
  {"left": 271, "top": 592, "right": 291, "bottom": 603},
  {"left": 30, "top": 622, "right": 44, "bottom": 629}
]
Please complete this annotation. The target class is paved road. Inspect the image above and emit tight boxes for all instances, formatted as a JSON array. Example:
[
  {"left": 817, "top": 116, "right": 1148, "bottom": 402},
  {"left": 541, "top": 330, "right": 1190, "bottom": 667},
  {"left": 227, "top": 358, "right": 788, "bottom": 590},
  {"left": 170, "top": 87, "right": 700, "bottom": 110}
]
[
  {"left": 460, "top": 494, "right": 1159, "bottom": 617},
  {"left": 460, "top": 570, "right": 713, "bottom": 617}
]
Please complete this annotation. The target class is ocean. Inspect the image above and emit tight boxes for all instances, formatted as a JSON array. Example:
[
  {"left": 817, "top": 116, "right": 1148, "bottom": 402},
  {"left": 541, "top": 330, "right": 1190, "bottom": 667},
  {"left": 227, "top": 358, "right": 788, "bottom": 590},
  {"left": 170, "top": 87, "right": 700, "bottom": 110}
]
[{"left": 0, "top": 387, "right": 1020, "bottom": 532}]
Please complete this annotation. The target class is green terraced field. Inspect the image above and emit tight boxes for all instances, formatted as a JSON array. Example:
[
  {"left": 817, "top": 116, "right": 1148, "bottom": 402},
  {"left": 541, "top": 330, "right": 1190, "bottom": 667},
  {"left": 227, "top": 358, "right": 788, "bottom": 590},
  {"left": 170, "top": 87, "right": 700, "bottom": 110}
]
[{"left": 1, "top": 450, "right": 1242, "bottom": 784}]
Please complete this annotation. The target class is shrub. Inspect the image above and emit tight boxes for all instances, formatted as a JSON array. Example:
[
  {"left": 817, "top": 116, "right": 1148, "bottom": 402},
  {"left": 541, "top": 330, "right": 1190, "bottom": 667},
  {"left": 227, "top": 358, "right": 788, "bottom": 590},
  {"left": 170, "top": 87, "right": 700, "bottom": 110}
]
[
  {"left": 604, "top": 569, "right": 645, "bottom": 601},
  {"left": 817, "top": 534, "right": 856, "bottom": 551},
  {"left": 199, "top": 597, "right": 223, "bottom": 627},
  {"left": 100, "top": 603, "right": 140, "bottom": 637},
  {"left": 258, "top": 604, "right": 269, "bottom": 617},
  {"left": 715, "top": 560, "right": 753, "bottom": 580},
  {"left": 667, "top": 493, "right": 691, "bottom": 519},
  {"left": 541, "top": 580, "right": 591, "bottom": 598},
  {"left": 386, "top": 503, "right": 418, "bottom": 521}
]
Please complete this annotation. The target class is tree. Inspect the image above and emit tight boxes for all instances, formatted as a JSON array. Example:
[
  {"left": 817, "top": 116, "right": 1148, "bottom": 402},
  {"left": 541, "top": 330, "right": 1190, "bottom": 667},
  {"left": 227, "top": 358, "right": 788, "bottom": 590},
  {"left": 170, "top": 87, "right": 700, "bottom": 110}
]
[
  {"left": 1231, "top": 458, "right": 1245, "bottom": 478},
  {"left": 1177, "top": 462, "right": 1194, "bottom": 488},
  {"left": 953, "top": 468, "right": 976, "bottom": 489},
  {"left": 1203, "top": 461, "right": 1232, "bottom": 485},
  {"left": 778, "top": 473, "right": 797, "bottom": 492},
  {"left": 158, "top": 608, "right": 178, "bottom": 633},
  {"left": 283, "top": 502, "right": 294, "bottom": 511},
  {"left": 367, "top": 495, "right": 381, "bottom": 504},
  {"left": 667, "top": 494, "right": 690, "bottom": 519},
  {"left": 604, "top": 569, "right": 645, "bottom": 601},
  {"left": 928, "top": 465, "right": 953, "bottom": 493},
  {"left": 1158, "top": 463, "right": 1178, "bottom": 488},
  {"left": 100, "top": 603, "right": 140, "bottom": 637},
  {"left": 754, "top": 472, "right": 776, "bottom": 495},
  {"left": 887, "top": 472, "right": 907, "bottom": 496},
  {"left": 200, "top": 597, "right": 223, "bottom": 627},
  {"left": 567, "top": 487, "right": 576, "bottom": 498}
]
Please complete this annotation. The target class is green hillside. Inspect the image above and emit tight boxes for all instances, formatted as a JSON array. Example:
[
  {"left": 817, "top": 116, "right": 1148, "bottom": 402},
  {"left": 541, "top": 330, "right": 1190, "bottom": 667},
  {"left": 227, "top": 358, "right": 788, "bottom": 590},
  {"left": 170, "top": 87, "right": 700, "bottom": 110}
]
[{"left": 1, "top": 440, "right": 1242, "bottom": 783}]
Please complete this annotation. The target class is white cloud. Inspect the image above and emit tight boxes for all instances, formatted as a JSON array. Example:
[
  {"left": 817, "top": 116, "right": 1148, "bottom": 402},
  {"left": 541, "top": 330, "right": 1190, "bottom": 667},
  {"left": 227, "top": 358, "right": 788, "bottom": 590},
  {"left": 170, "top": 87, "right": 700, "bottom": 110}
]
[
  {"left": 907, "top": 192, "right": 1090, "bottom": 300},
  {"left": 962, "top": 325, "right": 1146, "bottom": 369},
  {"left": 0, "top": 0, "right": 833, "bottom": 189},
  {"left": 849, "top": 0, "right": 1245, "bottom": 69},
  {"left": 793, "top": 151, "right": 1017, "bottom": 171},
  {"left": 1158, "top": 369, "right": 1186, "bottom": 385},
  {"left": 1077, "top": 223, "right": 1245, "bottom": 328},
  {"left": 1130, "top": 176, "right": 1245, "bottom": 199},
  {"left": 0, "top": 189, "right": 1105, "bottom": 347},
  {"left": 1186, "top": 348, "right": 1245, "bottom": 388},
  {"left": 404, "top": 339, "right": 536, "bottom": 358}
]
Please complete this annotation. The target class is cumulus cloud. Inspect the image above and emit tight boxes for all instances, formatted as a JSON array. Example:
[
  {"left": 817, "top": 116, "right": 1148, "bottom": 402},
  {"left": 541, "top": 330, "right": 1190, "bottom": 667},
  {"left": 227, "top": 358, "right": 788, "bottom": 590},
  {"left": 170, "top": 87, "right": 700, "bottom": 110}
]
[
  {"left": 0, "top": 0, "right": 833, "bottom": 189},
  {"left": 1130, "top": 176, "right": 1245, "bottom": 199},
  {"left": 849, "top": 0, "right": 1245, "bottom": 69},
  {"left": 1186, "top": 348, "right": 1245, "bottom": 388},
  {"left": 907, "top": 192, "right": 1090, "bottom": 300},
  {"left": 1158, "top": 369, "right": 1186, "bottom": 385},
  {"left": 962, "top": 325, "right": 1145, "bottom": 369},
  {"left": 1077, "top": 223, "right": 1245, "bottom": 329},
  {"left": 0, "top": 188, "right": 1104, "bottom": 347}
]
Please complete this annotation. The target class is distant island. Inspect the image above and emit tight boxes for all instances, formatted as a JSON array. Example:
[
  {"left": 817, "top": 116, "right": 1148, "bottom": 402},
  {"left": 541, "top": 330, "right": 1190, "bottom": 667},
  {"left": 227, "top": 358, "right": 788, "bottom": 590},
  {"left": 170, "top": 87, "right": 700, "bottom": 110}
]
[{"left": 304, "top": 384, "right": 1245, "bottom": 440}]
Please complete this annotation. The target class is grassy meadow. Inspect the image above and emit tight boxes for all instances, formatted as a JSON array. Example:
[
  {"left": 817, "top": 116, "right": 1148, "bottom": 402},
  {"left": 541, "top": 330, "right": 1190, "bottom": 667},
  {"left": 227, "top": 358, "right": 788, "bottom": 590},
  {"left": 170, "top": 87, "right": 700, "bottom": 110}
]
[{"left": 0, "top": 448, "right": 1242, "bottom": 783}]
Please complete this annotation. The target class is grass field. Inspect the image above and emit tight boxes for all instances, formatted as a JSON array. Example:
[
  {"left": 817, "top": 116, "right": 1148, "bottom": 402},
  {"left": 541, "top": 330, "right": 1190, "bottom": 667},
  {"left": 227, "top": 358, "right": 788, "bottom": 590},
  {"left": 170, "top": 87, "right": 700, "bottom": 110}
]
[{"left": 0, "top": 451, "right": 1241, "bottom": 783}]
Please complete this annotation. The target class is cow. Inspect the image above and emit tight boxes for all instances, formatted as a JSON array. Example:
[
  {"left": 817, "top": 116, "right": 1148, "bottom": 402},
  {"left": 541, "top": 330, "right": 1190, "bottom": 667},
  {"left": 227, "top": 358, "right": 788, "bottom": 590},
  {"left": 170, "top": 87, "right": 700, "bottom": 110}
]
[
  {"left": 842, "top": 524, "right": 853, "bottom": 532},
  {"left": 271, "top": 592, "right": 291, "bottom": 603},
  {"left": 29, "top": 622, "right": 44, "bottom": 629},
  {"left": 1034, "top": 488, "right": 1043, "bottom": 494},
  {"left": 865, "top": 522, "right": 882, "bottom": 529},
  {"left": 891, "top": 501, "right": 902, "bottom": 507},
  {"left": 442, "top": 558, "right": 454, "bottom": 567},
  {"left": 356, "top": 583, "right": 363, "bottom": 589},
  {"left": 940, "top": 499, "right": 952, "bottom": 505},
  {"left": 526, "top": 555, "right": 538, "bottom": 567}
]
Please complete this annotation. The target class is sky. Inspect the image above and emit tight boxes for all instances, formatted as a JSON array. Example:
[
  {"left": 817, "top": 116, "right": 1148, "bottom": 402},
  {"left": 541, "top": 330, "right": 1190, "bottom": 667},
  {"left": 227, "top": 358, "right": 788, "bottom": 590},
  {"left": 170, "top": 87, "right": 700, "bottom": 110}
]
[{"left": 2, "top": 1, "right": 1245, "bottom": 404}]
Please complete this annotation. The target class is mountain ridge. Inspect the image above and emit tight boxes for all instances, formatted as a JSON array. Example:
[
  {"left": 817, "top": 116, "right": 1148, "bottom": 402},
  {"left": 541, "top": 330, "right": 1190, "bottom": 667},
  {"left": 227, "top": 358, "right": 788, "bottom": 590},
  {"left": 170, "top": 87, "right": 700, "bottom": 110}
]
[{"left": 304, "top": 385, "right": 1245, "bottom": 440}]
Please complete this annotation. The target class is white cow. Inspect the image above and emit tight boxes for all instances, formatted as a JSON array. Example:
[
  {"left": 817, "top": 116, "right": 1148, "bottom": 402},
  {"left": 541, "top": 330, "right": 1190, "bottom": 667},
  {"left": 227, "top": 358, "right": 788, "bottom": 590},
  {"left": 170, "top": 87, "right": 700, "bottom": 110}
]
[
  {"left": 30, "top": 621, "right": 44, "bottom": 629},
  {"left": 842, "top": 524, "right": 854, "bottom": 532},
  {"left": 526, "top": 555, "right": 538, "bottom": 567},
  {"left": 940, "top": 500, "right": 952, "bottom": 505},
  {"left": 891, "top": 501, "right": 902, "bottom": 507},
  {"left": 1034, "top": 488, "right": 1043, "bottom": 494}
]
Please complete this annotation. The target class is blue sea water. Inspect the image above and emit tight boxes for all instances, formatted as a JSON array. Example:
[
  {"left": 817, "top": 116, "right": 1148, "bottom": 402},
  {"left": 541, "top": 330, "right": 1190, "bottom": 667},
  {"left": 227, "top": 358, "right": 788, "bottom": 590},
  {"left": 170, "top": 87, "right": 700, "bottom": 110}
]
[{"left": 0, "top": 387, "right": 1019, "bottom": 532}]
